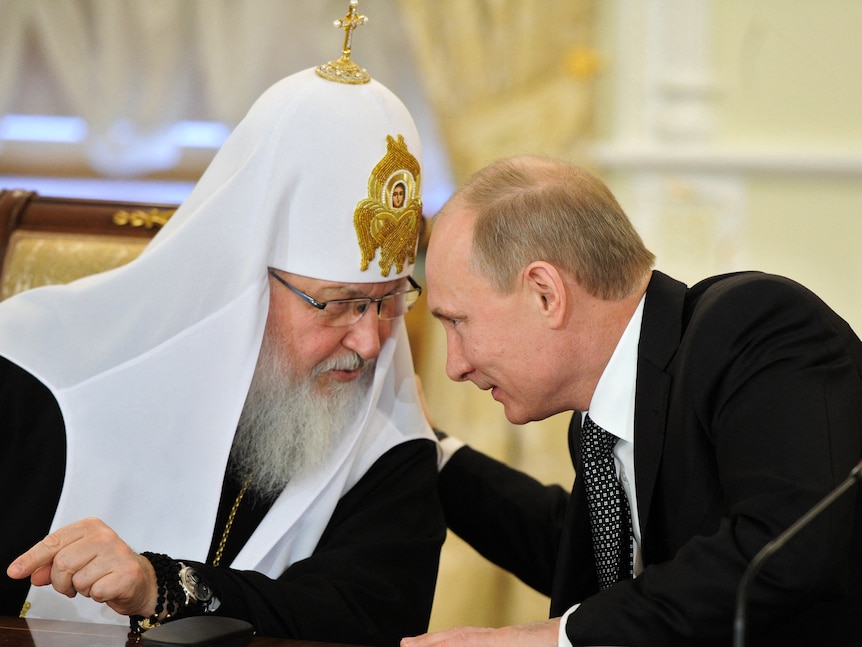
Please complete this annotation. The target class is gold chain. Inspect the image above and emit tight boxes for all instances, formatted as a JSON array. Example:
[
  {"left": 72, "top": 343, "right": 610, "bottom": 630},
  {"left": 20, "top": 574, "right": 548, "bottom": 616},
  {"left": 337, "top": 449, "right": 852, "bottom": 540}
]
[{"left": 212, "top": 474, "right": 254, "bottom": 567}]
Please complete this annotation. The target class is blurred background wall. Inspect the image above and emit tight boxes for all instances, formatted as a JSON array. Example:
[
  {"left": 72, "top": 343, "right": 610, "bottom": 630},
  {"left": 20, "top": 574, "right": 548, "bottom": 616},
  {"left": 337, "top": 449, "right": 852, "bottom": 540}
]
[{"left": 1, "top": 0, "right": 860, "bottom": 632}]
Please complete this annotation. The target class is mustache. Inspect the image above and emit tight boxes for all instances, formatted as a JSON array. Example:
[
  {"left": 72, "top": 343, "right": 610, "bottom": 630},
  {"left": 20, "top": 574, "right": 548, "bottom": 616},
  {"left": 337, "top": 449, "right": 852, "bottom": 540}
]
[{"left": 313, "top": 351, "right": 371, "bottom": 377}]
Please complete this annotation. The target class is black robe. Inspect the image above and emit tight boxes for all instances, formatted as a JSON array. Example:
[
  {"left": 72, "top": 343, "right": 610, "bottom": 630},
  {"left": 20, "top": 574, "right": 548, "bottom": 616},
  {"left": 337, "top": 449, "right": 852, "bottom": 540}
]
[{"left": 0, "top": 357, "right": 445, "bottom": 647}]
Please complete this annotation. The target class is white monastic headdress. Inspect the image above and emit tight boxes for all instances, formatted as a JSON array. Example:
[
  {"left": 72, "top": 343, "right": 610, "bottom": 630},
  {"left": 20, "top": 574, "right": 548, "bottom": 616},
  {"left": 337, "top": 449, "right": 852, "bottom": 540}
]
[{"left": 0, "top": 1, "right": 431, "bottom": 624}]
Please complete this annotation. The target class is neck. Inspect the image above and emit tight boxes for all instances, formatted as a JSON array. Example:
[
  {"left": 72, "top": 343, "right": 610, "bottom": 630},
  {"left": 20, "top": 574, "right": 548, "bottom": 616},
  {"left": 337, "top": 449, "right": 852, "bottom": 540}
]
[{"left": 565, "top": 276, "right": 648, "bottom": 412}]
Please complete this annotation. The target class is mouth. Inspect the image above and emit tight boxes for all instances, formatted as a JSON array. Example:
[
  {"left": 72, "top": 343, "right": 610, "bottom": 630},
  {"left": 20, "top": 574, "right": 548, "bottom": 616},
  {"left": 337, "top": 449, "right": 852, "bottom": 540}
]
[
  {"left": 330, "top": 368, "right": 362, "bottom": 382},
  {"left": 475, "top": 381, "right": 500, "bottom": 401},
  {"left": 315, "top": 353, "right": 371, "bottom": 384}
]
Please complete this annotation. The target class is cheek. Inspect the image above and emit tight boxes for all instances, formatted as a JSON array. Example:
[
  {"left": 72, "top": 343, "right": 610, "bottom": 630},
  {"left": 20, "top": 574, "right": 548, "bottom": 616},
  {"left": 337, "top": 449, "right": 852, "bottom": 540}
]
[
  {"left": 484, "top": 326, "right": 540, "bottom": 383},
  {"left": 266, "top": 305, "right": 335, "bottom": 373},
  {"left": 455, "top": 329, "right": 495, "bottom": 370},
  {"left": 300, "top": 329, "right": 348, "bottom": 367},
  {"left": 284, "top": 330, "right": 355, "bottom": 381},
  {"left": 378, "top": 319, "right": 394, "bottom": 344}
]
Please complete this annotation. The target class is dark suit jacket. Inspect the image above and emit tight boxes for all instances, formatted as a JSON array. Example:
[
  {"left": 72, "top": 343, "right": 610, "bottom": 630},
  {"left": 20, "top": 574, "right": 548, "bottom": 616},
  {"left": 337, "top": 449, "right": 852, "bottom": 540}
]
[{"left": 439, "top": 271, "right": 862, "bottom": 646}]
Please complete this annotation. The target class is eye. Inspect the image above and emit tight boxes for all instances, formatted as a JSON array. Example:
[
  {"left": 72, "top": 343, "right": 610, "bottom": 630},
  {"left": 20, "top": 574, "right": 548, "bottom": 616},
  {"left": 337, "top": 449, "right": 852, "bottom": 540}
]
[{"left": 324, "top": 300, "right": 352, "bottom": 317}]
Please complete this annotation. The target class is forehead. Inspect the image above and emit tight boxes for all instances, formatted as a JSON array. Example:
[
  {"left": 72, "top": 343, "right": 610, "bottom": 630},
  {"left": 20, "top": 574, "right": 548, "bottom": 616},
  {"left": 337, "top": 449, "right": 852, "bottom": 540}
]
[
  {"left": 425, "top": 212, "right": 486, "bottom": 313},
  {"left": 427, "top": 206, "right": 474, "bottom": 271}
]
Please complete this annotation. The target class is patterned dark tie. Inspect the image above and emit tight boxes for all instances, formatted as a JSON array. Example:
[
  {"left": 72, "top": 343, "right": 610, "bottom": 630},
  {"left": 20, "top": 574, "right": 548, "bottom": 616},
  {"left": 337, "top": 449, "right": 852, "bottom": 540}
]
[{"left": 580, "top": 414, "right": 634, "bottom": 589}]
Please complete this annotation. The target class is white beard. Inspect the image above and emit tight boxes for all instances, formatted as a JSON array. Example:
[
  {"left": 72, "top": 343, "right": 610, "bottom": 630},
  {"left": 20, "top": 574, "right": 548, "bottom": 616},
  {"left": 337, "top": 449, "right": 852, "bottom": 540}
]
[{"left": 230, "top": 332, "right": 374, "bottom": 502}]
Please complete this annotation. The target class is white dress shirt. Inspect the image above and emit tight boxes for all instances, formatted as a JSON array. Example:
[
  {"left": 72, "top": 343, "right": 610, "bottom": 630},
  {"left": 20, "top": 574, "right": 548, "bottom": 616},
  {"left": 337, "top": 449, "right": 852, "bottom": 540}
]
[{"left": 559, "top": 296, "right": 644, "bottom": 647}]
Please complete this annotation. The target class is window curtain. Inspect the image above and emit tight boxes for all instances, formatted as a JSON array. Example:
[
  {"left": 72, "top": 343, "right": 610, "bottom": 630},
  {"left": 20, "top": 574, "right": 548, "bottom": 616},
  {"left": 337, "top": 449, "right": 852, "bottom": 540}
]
[
  {"left": 0, "top": 0, "right": 441, "bottom": 179},
  {"left": 1, "top": 0, "right": 191, "bottom": 174},
  {"left": 400, "top": 0, "right": 598, "bottom": 183}
]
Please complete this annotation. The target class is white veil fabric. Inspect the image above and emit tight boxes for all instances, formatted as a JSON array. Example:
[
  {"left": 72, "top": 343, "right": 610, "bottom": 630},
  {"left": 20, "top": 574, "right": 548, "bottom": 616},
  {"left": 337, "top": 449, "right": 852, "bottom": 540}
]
[{"left": 0, "top": 67, "right": 432, "bottom": 624}]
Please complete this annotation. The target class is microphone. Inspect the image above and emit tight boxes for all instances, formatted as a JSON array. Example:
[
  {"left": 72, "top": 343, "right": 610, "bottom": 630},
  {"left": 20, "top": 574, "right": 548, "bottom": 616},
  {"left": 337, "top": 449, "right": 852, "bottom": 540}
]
[{"left": 733, "top": 459, "right": 862, "bottom": 647}]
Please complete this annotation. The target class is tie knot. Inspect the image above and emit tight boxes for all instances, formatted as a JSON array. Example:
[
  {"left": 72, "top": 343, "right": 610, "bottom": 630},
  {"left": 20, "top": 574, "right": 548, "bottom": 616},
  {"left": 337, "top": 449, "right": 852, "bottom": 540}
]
[{"left": 581, "top": 415, "right": 617, "bottom": 458}]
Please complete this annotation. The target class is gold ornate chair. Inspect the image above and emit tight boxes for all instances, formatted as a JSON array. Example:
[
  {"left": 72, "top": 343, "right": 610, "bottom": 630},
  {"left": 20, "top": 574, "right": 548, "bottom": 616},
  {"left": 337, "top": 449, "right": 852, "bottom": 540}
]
[{"left": 0, "top": 189, "right": 177, "bottom": 300}]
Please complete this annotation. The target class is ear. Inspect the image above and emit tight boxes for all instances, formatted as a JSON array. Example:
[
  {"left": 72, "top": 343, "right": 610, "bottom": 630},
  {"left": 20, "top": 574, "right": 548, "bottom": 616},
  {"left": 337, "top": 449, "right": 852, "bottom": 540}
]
[{"left": 522, "top": 261, "right": 567, "bottom": 328}]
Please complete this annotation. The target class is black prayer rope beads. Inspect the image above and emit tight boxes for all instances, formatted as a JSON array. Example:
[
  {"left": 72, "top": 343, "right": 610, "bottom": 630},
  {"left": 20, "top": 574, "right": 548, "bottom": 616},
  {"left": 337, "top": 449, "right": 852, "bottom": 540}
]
[{"left": 129, "top": 552, "right": 183, "bottom": 634}]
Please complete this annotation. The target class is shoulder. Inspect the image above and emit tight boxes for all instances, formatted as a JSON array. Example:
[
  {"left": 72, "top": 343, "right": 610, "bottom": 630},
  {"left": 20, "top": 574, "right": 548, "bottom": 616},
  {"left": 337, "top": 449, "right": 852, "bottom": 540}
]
[
  {"left": 346, "top": 439, "right": 439, "bottom": 496},
  {"left": 684, "top": 271, "right": 838, "bottom": 331},
  {"left": 325, "top": 438, "right": 444, "bottom": 541},
  {"left": 0, "top": 354, "right": 36, "bottom": 386},
  {"left": 688, "top": 271, "right": 817, "bottom": 310},
  {"left": 0, "top": 355, "right": 61, "bottom": 418},
  {"left": 680, "top": 272, "right": 859, "bottom": 363},
  {"left": 642, "top": 271, "right": 844, "bottom": 367}
]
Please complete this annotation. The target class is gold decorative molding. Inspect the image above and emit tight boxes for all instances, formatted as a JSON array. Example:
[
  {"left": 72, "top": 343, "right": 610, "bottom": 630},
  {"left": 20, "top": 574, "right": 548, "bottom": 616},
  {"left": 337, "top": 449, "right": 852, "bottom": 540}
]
[{"left": 112, "top": 208, "right": 175, "bottom": 230}]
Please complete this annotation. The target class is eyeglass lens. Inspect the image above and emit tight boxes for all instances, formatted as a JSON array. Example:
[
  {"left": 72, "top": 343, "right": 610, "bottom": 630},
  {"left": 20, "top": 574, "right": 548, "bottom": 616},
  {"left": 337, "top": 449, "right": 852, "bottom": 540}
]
[{"left": 321, "top": 291, "right": 418, "bottom": 326}]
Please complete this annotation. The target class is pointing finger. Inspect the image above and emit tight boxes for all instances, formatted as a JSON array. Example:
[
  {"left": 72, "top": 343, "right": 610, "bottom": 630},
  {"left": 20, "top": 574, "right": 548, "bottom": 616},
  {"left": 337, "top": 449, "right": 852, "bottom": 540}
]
[{"left": 6, "top": 521, "right": 87, "bottom": 579}]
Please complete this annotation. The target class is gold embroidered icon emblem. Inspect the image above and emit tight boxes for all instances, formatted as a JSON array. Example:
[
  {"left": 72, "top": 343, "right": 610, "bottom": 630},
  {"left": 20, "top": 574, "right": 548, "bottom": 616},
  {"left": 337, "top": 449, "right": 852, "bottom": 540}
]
[{"left": 354, "top": 134, "right": 422, "bottom": 276}]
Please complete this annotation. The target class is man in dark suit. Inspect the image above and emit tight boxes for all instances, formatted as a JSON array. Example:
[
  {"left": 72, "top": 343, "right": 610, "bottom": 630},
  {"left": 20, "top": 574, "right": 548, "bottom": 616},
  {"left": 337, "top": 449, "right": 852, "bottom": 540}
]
[{"left": 401, "top": 155, "right": 862, "bottom": 647}]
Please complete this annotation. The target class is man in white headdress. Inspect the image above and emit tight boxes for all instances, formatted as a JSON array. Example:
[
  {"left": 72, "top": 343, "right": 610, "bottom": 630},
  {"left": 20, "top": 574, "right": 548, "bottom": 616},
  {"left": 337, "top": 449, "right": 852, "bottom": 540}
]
[{"left": 0, "top": 5, "right": 444, "bottom": 646}]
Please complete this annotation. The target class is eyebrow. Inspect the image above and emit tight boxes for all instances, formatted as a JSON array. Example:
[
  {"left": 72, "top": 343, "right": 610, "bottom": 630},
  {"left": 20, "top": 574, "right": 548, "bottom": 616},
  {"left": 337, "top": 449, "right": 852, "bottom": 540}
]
[
  {"left": 316, "top": 285, "right": 366, "bottom": 299},
  {"left": 430, "top": 307, "right": 463, "bottom": 321},
  {"left": 318, "top": 280, "right": 407, "bottom": 300}
]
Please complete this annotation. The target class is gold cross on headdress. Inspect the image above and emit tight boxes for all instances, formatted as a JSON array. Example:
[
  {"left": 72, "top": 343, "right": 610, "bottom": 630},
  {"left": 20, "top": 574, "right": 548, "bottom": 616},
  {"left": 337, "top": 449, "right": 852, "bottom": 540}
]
[
  {"left": 337, "top": 1, "right": 367, "bottom": 59},
  {"left": 316, "top": 1, "right": 371, "bottom": 85}
]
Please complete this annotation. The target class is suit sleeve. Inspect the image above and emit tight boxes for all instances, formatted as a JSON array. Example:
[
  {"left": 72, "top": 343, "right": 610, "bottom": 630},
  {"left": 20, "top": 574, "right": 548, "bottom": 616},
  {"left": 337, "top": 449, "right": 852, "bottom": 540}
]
[
  {"left": 438, "top": 444, "right": 571, "bottom": 596},
  {"left": 185, "top": 439, "right": 445, "bottom": 647}
]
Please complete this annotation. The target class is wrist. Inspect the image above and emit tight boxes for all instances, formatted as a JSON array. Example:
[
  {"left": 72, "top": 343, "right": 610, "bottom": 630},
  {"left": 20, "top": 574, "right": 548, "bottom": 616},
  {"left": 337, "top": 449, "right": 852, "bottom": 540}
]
[
  {"left": 178, "top": 563, "right": 220, "bottom": 614},
  {"left": 130, "top": 552, "right": 183, "bottom": 634}
]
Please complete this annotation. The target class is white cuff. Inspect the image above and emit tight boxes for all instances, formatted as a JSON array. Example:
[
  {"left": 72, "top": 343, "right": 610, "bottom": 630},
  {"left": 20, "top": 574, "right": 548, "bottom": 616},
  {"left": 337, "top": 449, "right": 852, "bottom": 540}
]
[
  {"left": 558, "top": 604, "right": 578, "bottom": 647},
  {"left": 436, "top": 435, "right": 465, "bottom": 470}
]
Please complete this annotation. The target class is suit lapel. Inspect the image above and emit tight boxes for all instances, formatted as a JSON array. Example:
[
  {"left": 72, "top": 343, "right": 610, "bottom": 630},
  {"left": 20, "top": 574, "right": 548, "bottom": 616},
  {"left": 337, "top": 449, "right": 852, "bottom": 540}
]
[{"left": 632, "top": 272, "right": 686, "bottom": 551}]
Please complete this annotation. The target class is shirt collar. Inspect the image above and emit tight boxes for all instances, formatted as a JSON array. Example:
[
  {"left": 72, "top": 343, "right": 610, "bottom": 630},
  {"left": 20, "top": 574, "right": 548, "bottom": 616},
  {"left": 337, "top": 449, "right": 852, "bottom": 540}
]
[{"left": 585, "top": 295, "right": 645, "bottom": 443}]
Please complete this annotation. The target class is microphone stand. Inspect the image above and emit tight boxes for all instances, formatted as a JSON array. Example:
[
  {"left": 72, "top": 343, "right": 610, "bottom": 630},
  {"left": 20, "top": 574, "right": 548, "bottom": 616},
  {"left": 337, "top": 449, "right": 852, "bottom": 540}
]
[{"left": 733, "top": 460, "right": 862, "bottom": 647}]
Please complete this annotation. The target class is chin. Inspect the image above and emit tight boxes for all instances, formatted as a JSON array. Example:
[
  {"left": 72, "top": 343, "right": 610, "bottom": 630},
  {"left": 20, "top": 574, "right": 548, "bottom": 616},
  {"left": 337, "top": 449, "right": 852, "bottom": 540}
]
[
  {"left": 313, "top": 376, "right": 339, "bottom": 397},
  {"left": 502, "top": 402, "right": 552, "bottom": 426},
  {"left": 501, "top": 406, "right": 531, "bottom": 426}
]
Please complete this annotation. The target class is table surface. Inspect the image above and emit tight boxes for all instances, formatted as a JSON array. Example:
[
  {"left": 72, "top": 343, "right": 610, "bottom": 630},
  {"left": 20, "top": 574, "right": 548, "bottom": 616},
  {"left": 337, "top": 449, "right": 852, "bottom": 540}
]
[{"left": 0, "top": 616, "right": 368, "bottom": 647}]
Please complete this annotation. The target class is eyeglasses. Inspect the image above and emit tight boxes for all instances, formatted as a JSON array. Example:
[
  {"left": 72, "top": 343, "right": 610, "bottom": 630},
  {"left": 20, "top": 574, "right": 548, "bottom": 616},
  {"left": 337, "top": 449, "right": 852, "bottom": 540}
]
[{"left": 268, "top": 270, "right": 422, "bottom": 327}]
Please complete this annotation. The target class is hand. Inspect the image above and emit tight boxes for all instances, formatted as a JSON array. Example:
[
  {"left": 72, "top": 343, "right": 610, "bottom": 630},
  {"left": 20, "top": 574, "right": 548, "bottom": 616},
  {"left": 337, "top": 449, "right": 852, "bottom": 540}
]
[
  {"left": 401, "top": 618, "right": 561, "bottom": 647},
  {"left": 6, "top": 517, "right": 158, "bottom": 617}
]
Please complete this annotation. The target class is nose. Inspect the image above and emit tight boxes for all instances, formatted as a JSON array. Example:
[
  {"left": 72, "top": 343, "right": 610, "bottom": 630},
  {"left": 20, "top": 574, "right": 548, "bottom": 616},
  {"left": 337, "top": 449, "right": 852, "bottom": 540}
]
[
  {"left": 342, "top": 307, "right": 385, "bottom": 360},
  {"left": 444, "top": 332, "right": 472, "bottom": 382}
]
